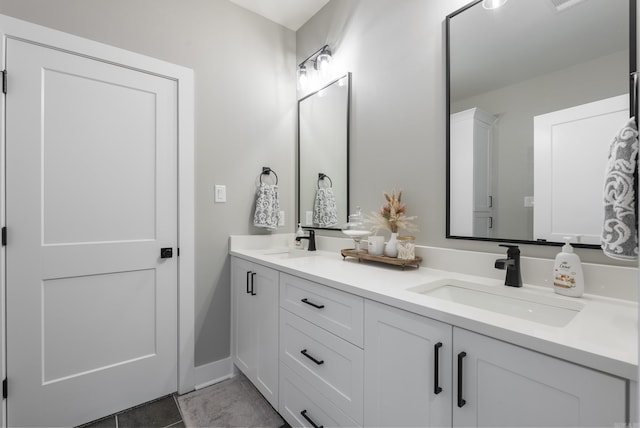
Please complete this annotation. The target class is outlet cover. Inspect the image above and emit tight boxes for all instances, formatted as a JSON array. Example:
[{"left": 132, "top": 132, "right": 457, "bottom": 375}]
[{"left": 278, "top": 211, "right": 285, "bottom": 226}]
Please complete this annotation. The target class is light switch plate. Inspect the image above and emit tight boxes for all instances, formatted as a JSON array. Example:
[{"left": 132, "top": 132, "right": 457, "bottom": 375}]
[
  {"left": 215, "top": 185, "right": 226, "bottom": 203},
  {"left": 306, "top": 211, "right": 313, "bottom": 225},
  {"left": 278, "top": 211, "right": 285, "bottom": 226}
]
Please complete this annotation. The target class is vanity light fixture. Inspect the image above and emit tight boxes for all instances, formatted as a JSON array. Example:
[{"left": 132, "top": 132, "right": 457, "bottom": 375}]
[
  {"left": 482, "top": 0, "right": 508, "bottom": 9},
  {"left": 297, "top": 44, "right": 332, "bottom": 90}
]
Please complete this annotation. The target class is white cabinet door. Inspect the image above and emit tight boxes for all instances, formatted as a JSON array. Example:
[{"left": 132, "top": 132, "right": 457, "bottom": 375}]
[
  {"left": 450, "top": 107, "right": 495, "bottom": 238},
  {"left": 364, "top": 300, "right": 452, "bottom": 428},
  {"left": 252, "top": 264, "right": 280, "bottom": 407},
  {"left": 232, "top": 257, "right": 255, "bottom": 375},
  {"left": 230, "top": 257, "right": 279, "bottom": 408},
  {"left": 453, "top": 327, "right": 626, "bottom": 427}
]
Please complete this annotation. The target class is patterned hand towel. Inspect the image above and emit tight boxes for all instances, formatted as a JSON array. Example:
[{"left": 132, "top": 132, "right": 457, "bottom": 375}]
[
  {"left": 601, "top": 117, "right": 638, "bottom": 260},
  {"left": 313, "top": 187, "right": 338, "bottom": 228},
  {"left": 253, "top": 183, "right": 280, "bottom": 231}
]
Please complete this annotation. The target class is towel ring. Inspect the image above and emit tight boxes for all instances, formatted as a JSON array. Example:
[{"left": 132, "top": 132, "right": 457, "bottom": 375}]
[
  {"left": 317, "top": 173, "right": 332, "bottom": 189},
  {"left": 260, "top": 167, "right": 278, "bottom": 185}
]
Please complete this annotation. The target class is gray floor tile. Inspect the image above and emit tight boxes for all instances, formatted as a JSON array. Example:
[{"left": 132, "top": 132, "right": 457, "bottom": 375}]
[
  {"left": 117, "top": 396, "right": 182, "bottom": 428},
  {"left": 78, "top": 415, "right": 117, "bottom": 428}
]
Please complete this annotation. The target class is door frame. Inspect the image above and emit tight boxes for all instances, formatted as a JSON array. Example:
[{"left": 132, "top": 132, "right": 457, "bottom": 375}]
[{"left": 0, "top": 12, "right": 196, "bottom": 420}]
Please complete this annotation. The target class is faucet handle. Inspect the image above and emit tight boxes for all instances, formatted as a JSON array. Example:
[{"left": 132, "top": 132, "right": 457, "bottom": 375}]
[{"left": 499, "top": 244, "right": 520, "bottom": 256}]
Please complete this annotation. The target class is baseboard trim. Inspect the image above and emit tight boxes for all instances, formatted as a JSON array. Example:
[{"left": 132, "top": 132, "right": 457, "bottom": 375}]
[{"left": 194, "top": 357, "right": 234, "bottom": 390}]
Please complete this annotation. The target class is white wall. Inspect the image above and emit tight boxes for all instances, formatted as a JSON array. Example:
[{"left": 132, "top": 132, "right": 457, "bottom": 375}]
[
  {"left": 297, "top": 0, "right": 637, "bottom": 266},
  {"left": 0, "top": 0, "right": 296, "bottom": 368}
]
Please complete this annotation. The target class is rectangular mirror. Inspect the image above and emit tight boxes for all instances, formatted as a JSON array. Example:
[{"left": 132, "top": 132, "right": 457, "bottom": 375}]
[
  {"left": 446, "top": 0, "right": 636, "bottom": 248},
  {"left": 298, "top": 73, "right": 351, "bottom": 230}
]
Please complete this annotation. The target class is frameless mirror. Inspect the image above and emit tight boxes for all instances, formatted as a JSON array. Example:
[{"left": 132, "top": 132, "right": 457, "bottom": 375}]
[
  {"left": 446, "top": 0, "right": 636, "bottom": 247},
  {"left": 298, "top": 73, "right": 350, "bottom": 230}
]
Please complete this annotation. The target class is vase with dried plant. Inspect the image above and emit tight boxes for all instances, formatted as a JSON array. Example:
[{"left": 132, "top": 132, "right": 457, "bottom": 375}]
[{"left": 367, "top": 190, "right": 418, "bottom": 257}]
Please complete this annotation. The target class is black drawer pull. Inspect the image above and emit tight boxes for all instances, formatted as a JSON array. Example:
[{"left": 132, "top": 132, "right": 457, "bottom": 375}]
[
  {"left": 434, "top": 342, "right": 443, "bottom": 394},
  {"left": 457, "top": 351, "right": 467, "bottom": 408},
  {"left": 301, "top": 298, "right": 324, "bottom": 309},
  {"left": 300, "top": 410, "right": 323, "bottom": 428},
  {"left": 300, "top": 349, "right": 324, "bottom": 365},
  {"left": 246, "top": 271, "right": 252, "bottom": 294},
  {"left": 250, "top": 272, "right": 256, "bottom": 296}
]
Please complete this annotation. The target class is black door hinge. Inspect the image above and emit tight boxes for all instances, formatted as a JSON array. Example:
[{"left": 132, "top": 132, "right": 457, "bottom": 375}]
[
  {"left": 2, "top": 70, "right": 6, "bottom": 94},
  {"left": 3, "top": 378, "right": 7, "bottom": 399},
  {"left": 2, "top": 227, "right": 6, "bottom": 246},
  {"left": 177, "top": 248, "right": 180, "bottom": 257}
]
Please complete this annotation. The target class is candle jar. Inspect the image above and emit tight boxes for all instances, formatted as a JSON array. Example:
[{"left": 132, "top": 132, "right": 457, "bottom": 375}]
[{"left": 397, "top": 235, "right": 416, "bottom": 260}]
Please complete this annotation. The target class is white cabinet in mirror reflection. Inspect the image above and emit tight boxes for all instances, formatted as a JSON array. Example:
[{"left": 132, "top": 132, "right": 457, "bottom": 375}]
[
  {"left": 533, "top": 94, "right": 628, "bottom": 245},
  {"left": 450, "top": 108, "right": 495, "bottom": 238}
]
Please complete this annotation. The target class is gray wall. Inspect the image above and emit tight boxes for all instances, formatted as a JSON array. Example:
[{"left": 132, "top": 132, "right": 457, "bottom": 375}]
[
  {"left": 452, "top": 51, "right": 628, "bottom": 241},
  {"left": 0, "top": 0, "right": 296, "bottom": 367},
  {"left": 297, "top": 0, "right": 635, "bottom": 266},
  {"left": 0, "top": 0, "right": 633, "bottom": 372}
]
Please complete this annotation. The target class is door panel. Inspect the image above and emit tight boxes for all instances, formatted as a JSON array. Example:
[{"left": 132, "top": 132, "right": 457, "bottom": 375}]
[
  {"left": 42, "top": 67, "right": 157, "bottom": 244},
  {"left": 42, "top": 270, "right": 157, "bottom": 384},
  {"left": 6, "top": 37, "right": 178, "bottom": 427}
]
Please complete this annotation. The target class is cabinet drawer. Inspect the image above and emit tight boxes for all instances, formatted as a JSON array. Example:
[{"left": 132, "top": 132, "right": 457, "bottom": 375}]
[
  {"left": 280, "top": 309, "right": 364, "bottom": 425},
  {"left": 280, "top": 273, "right": 364, "bottom": 347},
  {"left": 280, "top": 362, "right": 361, "bottom": 428}
]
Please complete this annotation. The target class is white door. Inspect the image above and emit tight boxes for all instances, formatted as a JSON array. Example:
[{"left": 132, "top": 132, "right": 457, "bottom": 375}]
[
  {"left": 5, "top": 37, "right": 178, "bottom": 427},
  {"left": 533, "top": 94, "right": 629, "bottom": 244}
]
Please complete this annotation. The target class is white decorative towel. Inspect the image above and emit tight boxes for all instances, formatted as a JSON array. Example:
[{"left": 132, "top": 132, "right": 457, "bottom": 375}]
[
  {"left": 253, "top": 183, "right": 280, "bottom": 231},
  {"left": 313, "top": 187, "right": 338, "bottom": 227},
  {"left": 601, "top": 117, "right": 638, "bottom": 260}
]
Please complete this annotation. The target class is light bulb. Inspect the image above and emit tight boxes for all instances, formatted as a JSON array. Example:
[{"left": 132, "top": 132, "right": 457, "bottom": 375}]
[
  {"left": 482, "top": 0, "right": 508, "bottom": 9},
  {"left": 316, "top": 48, "right": 332, "bottom": 74},
  {"left": 297, "top": 65, "right": 307, "bottom": 90}
]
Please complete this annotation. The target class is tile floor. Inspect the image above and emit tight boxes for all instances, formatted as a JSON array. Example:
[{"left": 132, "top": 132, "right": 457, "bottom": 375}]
[{"left": 79, "top": 395, "right": 184, "bottom": 428}]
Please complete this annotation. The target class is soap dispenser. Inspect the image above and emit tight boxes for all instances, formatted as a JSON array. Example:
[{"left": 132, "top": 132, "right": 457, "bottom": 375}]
[
  {"left": 294, "top": 223, "right": 305, "bottom": 250},
  {"left": 553, "top": 237, "right": 584, "bottom": 297}
]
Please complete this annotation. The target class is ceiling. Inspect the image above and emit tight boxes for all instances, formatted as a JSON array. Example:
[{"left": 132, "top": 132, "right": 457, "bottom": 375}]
[
  {"left": 227, "top": 0, "right": 330, "bottom": 31},
  {"left": 450, "top": 0, "right": 628, "bottom": 100}
]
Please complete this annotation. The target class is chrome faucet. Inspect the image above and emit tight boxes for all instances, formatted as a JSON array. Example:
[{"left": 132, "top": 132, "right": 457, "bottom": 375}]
[
  {"left": 494, "top": 244, "right": 522, "bottom": 287},
  {"left": 295, "top": 229, "right": 316, "bottom": 251}
]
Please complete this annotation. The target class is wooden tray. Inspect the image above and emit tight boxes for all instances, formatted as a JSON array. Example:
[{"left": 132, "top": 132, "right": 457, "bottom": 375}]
[{"left": 340, "top": 248, "right": 422, "bottom": 270}]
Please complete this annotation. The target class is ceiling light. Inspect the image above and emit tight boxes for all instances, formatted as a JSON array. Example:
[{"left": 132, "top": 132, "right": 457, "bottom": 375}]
[{"left": 482, "top": 0, "right": 508, "bottom": 9}]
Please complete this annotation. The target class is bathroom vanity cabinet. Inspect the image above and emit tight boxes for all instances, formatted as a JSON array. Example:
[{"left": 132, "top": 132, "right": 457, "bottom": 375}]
[
  {"left": 230, "top": 257, "right": 279, "bottom": 408},
  {"left": 365, "top": 299, "right": 626, "bottom": 428},
  {"left": 230, "top": 254, "right": 632, "bottom": 428},
  {"left": 278, "top": 273, "right": 364, "bottom": 427}
]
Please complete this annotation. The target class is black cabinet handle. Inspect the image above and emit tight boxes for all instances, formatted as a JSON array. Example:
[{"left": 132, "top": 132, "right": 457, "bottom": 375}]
[
  {"left": 300, "top": 410, "right": 323, "bottom": 428},
  {"left": 457, "top": 351, "right": 467, "bottom": 408},
  {"left": 301, "top": 298, "right": 324, "bottom": 309},
  {"left": 300, "top": 349, "right": 324, "bottom": 365},
  {"left": 246, "top": 271, "right": 252, "bottom": 294},
  {"left": 434, "top": 342, "right": 443, "bottom": 395},
  {"left": 250, "top": 272, "right": 256, "bottom": 296}
]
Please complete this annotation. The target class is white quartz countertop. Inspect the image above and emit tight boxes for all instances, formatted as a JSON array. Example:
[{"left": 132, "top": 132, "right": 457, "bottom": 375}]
[{"left": 230, "top": 239, "right": 638, "bottom": 381}]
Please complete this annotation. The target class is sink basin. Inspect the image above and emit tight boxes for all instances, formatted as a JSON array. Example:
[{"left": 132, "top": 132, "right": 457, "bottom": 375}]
[
  {"left": 262, "top": 249, "right": 316, "bottom": 259},
  {"left": 409, "top": 279, "right": 583, "bottom": 327}
]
